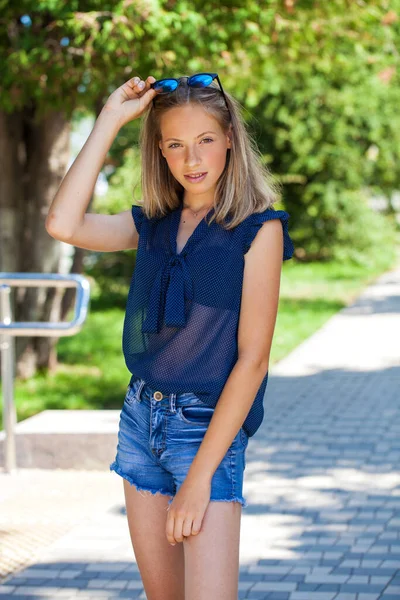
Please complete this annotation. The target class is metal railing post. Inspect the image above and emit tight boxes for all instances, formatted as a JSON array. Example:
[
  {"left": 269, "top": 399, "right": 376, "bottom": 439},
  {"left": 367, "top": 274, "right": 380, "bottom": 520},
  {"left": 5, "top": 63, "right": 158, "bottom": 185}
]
[{"left": 0, "top": 285, "right": 17, "bottom": 472}]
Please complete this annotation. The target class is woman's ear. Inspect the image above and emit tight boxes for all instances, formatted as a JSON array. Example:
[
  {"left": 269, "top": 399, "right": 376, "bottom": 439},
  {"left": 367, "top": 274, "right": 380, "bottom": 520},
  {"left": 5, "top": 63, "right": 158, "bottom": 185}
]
[{"left": 158, "top": 140, "right": 165, "bottom": 157}]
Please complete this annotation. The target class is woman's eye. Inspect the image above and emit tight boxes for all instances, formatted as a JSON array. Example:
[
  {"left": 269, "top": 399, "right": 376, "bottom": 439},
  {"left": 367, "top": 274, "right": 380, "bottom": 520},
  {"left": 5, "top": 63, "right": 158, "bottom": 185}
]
[{"left": 168, "top": 138, "right": 214, "bottom": 149}]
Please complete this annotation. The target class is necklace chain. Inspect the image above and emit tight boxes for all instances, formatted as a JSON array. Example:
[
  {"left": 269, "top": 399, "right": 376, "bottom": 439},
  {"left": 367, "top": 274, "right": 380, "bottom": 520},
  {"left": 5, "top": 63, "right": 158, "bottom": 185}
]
[{"left": 182, "top": 203, "right": 213, "bottom": 220}]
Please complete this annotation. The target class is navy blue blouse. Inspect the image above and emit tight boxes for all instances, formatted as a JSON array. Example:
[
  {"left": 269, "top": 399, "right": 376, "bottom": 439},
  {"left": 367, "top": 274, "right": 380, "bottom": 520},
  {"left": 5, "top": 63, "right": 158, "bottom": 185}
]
[{"left": 122, "top": 198, "right": 294, "bottom": 437}]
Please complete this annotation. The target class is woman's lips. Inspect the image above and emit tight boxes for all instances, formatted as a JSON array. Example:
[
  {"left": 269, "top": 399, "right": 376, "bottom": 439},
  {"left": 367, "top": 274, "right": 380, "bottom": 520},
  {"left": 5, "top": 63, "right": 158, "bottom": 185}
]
[{"left": 184, "top": 172, "right": 207, "bottom": 183}]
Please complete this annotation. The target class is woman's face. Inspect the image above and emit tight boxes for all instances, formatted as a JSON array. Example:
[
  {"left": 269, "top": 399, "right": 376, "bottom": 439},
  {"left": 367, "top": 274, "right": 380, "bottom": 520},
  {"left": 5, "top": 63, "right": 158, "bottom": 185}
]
[{"left": 158, "top": 104, "right": 231, "bottom": 198}]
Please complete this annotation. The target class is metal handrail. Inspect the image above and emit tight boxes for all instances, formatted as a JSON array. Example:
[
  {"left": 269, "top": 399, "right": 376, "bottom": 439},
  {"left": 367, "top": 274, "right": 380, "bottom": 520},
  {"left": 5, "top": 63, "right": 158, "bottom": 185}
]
[
  {"left": 0, "top": 273, "right": 91, "bottom": 472},
  {"left": 0, "top": 273, "right": 90, "bottom": 336}
]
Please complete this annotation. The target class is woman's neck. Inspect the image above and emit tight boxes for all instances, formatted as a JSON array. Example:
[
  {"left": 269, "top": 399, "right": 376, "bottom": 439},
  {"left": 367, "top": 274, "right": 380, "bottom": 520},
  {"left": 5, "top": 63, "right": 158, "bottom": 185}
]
[{"left": 181, "top": 189, "right": 215, "bottom": 213}]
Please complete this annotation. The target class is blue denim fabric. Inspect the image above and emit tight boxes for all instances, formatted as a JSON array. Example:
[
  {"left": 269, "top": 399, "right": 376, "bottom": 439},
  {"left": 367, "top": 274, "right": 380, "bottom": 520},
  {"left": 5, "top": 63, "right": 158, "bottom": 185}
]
[{"left": 110, "top": 376, "right": 249, "bottom": 508}]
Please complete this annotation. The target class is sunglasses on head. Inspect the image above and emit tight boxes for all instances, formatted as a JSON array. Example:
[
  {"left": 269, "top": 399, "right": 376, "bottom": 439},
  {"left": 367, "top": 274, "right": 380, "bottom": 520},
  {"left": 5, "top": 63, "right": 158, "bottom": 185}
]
[{"left": 150, "top": 72, "right": 230, "bottom": 116}]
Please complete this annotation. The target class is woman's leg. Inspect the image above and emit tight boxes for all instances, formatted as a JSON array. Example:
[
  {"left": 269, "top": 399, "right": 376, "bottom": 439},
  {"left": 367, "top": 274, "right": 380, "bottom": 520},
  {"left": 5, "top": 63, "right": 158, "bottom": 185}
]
[
  {"left": 183, "top": 500, "right": 242, "bottom": 600},
  {"left": 123, "top": 479, "right": 185, "bottom": 600}
]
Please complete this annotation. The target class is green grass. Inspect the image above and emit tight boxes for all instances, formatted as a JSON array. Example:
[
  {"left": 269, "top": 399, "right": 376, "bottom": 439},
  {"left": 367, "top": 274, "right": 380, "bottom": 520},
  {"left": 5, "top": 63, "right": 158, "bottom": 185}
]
[{"left": 1, "top": 247, "right": 399, "bottom": 429}]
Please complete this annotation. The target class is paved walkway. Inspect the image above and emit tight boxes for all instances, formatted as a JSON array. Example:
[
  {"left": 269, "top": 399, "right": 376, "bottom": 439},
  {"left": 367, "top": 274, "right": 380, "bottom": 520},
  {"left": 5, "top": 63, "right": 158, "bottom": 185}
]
[{"left": 1, "top": 262, "right": 400, "bottom": 599}]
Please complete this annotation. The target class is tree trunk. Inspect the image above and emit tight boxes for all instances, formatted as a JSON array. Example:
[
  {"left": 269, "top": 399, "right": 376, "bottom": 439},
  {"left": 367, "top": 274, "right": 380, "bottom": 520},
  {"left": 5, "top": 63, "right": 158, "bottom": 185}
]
[
  {"left": 60, "top": 98, "right": 104, "bottom": 322},
  {"left": 0, "top": 103, "right": 72, "bottom": 379}
]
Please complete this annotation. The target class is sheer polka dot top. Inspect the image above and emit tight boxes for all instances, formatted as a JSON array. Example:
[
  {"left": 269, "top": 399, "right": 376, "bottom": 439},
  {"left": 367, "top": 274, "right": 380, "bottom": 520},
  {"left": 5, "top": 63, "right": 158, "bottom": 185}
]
[{"left": 122, "top": 198, "right": 294, "bottom": 437}]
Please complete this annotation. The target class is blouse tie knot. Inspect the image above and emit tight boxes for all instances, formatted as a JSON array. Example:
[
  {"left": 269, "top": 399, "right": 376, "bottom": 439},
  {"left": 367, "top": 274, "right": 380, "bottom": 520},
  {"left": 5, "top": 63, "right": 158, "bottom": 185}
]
[{"left": 141, "top": 253, "right": 194, "bottom": 334}]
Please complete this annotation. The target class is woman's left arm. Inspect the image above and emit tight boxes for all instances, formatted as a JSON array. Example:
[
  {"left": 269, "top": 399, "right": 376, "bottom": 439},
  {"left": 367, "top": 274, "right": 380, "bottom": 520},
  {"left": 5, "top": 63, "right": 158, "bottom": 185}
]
[
  {"left": 188, "top": 218, "right": 284, "bottom": 481},
  {"left": 165, "top": 218, "right": 284, "bottom": 545}
]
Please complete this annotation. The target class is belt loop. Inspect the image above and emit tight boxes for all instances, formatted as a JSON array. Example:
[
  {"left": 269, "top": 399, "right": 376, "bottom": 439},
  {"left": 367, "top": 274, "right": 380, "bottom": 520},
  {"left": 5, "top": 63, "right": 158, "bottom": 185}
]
[
  {"left": 170, "top": 392, "right": 176, "bottom": 413},
  {"left": 135, "top": 379, "right": 145, "bottom": 402}
]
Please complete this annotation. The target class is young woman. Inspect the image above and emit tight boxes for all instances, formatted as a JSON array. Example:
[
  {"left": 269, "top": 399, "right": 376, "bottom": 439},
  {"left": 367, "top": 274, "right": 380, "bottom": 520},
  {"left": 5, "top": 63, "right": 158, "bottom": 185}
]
[{"left": 46, "top": 72, "right": 294, "bottom": 600}]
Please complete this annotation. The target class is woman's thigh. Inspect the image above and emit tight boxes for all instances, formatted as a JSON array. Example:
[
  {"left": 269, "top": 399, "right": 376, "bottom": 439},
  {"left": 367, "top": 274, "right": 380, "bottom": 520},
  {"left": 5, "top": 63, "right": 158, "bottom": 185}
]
[
  {"left": 183, "top": 500, "right": 242, "bottom": 600},
  {"left": 123, "top": 479, "right": 185, "bottom": 600}
]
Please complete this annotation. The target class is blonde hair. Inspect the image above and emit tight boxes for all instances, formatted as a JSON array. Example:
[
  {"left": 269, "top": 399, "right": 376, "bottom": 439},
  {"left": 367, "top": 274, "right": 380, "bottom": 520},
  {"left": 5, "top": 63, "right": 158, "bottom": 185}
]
[{"left": 137, "top": 78, "right": 282, "bottom": 229}]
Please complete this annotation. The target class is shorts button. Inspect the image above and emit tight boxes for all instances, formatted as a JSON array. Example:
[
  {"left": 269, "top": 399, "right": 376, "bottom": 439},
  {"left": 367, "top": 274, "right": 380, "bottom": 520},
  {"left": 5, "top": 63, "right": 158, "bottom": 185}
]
[{"left": 153, "top": 391, "right": 163, "bottom": 401}]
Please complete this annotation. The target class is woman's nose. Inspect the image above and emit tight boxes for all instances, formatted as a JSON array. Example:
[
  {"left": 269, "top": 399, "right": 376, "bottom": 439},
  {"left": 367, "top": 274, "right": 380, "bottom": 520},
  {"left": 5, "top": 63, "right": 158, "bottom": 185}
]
[{"left": 185, "top": 146, "right": 201, "bottom": 165}]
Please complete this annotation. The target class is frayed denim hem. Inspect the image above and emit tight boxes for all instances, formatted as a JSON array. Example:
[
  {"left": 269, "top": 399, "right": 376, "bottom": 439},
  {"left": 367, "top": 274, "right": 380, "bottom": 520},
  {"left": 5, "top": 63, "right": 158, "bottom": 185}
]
[
  {"left": 110, "top": 460, "right": 174, "bottom": 500},
  {"left": 210, "top": 497, "right": 248, "bottom": 509},
  {"left": 167, "top": 496, "right": 248, "bottom": 508}
]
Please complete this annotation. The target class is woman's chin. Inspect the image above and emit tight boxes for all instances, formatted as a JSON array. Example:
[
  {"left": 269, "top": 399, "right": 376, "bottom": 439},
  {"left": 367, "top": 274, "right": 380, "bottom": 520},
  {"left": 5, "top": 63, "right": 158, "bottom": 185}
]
[{"left": 180, "top": 178, "right": 216, "bottom": 193}]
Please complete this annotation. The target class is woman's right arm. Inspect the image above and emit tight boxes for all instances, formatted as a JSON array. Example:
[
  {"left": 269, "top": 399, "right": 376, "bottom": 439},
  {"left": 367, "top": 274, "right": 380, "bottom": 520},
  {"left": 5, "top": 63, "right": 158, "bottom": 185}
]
[{"left": 45, "top": 75, "right": 157, "bottom": 252}]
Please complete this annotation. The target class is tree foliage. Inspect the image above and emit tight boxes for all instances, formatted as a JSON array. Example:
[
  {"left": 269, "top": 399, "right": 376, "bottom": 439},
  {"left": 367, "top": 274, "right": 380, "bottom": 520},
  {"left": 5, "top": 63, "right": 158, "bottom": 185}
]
[{"left": 1, "top": 0, "right": 399, "bottom": 264}]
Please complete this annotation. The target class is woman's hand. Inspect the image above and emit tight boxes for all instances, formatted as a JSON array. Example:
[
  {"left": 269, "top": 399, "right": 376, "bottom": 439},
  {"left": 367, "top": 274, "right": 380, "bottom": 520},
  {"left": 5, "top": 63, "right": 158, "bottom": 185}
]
[
  {"left": 166, "top": 476, "right": 211, "bottom": 545},
  {"left": 101, "top": 75, "right": 158, "bottom": 129}
]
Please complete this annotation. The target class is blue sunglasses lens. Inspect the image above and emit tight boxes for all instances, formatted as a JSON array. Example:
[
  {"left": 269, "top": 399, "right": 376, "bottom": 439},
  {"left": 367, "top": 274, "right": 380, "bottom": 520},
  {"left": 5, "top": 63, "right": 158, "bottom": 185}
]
[
  {"left": 188, "top": 74, "right": 214, "bottom": 87},
  {"left": 153, "top": 79, "right": 179, "bottom": 93}
]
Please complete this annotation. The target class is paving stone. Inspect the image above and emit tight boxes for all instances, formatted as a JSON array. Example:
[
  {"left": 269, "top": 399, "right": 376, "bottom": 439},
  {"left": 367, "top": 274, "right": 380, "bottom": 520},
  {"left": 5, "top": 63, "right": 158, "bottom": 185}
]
[
  {"left": 295, "top": 584, "right": 319, "bottom": 591},
  {"left": 381, "top": 586, "right": 400, "bottom": 594},
  {"left": 345, "top": 575, "right": 369, "bottom": 583},
  {"left": 289, "top": 593, "right": 337, "bottom": 600},
  {"left": 369, "top": 575, "right": 393, "bottom": 585},
  {"left": 249, "top": 566, "right": 292, "bottom": 575},
  {"left": 305, "top": 575, "right": 349, "bottom": 584},
  {"left": 380, "top": 560, "right": 400, "bottom": 568},
  {"left": 332, "top": 569, "right": 353, "bottom": 576},
  {"left": 283, "top": 574, "right": 306, "bottom": 583},
  {"left": 252, "top": 582, "right": 297, "bottom": 592},
  {"left": 0, "top": 586, "right": 17, "bottom": 595},
  {"left": 241, "top": 573, "right": 267, "bottom": 582}
]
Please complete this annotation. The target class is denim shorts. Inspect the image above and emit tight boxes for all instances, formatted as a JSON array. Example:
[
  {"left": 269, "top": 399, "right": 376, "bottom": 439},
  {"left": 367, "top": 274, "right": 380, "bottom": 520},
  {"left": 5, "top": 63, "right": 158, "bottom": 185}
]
[{"left": 110, "top": 376, "right": 249, "bottom": 508}]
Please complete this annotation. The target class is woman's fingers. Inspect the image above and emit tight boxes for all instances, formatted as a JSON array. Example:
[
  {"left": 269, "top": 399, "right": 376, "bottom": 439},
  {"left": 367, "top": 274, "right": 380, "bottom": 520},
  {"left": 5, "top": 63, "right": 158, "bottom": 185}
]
[
  {"left": 166, "top": 513, "right": 177, "bottom": 545},
  {"left": 166, "top": 512, "right": 198, "bottom": 544},
  {"left": 140, "top": 76, "right": 157, "bottom": 98},
  {"left": 142, "top": 76, "right": 157, "bottom": 96},
  {"left": 166, "top": 514, "right": 187, "bottom": 544},
  {"left": 128, "top": 75, "right": 156, "bottom": 97}
]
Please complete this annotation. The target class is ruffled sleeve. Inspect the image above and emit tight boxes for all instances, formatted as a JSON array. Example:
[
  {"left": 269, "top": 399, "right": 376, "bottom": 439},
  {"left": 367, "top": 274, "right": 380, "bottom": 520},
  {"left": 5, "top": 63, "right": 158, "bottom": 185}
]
[
  {"left": 242, "top": 208, "right": 295, "bottom": 260},
  {"left": 131, "top": 204, "right": 145, "bottom": 235}
]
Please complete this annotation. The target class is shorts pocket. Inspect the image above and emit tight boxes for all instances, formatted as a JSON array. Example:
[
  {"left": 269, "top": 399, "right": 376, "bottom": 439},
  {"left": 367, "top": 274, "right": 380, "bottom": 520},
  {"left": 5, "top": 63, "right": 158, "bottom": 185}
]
[{"left": 177, "top": 402, "right": 214, "bottom": 426}]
